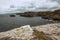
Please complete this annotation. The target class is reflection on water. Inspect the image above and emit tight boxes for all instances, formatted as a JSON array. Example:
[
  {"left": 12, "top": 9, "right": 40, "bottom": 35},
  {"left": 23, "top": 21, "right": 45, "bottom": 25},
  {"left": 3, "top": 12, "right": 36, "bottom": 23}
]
[{"left": 0, "top": 14, "right": 54, "bottom": 32}]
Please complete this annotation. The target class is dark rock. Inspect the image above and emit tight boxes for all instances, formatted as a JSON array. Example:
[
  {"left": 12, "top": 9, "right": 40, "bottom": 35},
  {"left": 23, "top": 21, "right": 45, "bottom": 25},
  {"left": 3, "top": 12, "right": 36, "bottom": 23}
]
[
  {"left": 20, "top": 13, "right": 34, "bottom": 17},
  {"left": 15, "top": 9, "right": 60, "bottom": 20},
  {"left": 52, "top": 18, "right": 60, "bottom": 20},
  {"left": 41, "top": 16, "right": 48, "bottom": 19},
  {"left": 10, "top": 15, "right": 15, "bottom": 17}
]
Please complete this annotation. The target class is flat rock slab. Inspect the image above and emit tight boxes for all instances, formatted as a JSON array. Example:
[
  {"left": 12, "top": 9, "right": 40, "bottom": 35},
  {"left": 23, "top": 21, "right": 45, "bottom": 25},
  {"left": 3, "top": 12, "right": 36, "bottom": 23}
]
[
  {"left": 0, "top": 25, "right": 33, "bottom": 40},
  {"left": 33, "top": 23, "right": 60, "bottom": 40},
  {"left": 0, "top": 23, "right": 60, "bottom": 40}
]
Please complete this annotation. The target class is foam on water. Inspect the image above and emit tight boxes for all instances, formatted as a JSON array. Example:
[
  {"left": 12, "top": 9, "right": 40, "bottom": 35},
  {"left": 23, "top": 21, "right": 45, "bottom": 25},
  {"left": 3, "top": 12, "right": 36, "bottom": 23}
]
[{"left": 0, "top": 0, "right": 60, "bottom": 14}]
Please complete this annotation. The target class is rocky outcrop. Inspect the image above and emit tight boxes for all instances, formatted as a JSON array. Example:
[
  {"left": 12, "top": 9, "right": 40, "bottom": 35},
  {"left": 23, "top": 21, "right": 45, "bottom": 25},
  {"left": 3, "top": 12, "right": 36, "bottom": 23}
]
[
  {"left": 19, "top": 10, "right": 60, "bottom": 20},
  {"left": 0, "top": 25, "right": 33, "bottom": 40},
  {"left": 10, "top": 15, "right": 16, "bottom": 17},
  {"left": 32, "top": 23, "right": 60, "bottom": 40},
  {"left": 0, "top": 23, "right": 60, "bottom": 40}
]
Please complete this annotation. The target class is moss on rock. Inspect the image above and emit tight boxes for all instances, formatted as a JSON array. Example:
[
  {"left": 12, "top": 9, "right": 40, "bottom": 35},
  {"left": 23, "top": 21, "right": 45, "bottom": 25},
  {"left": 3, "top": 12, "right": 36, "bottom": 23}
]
[{"left": 30, "top": 29, "right": 52, "bottom": 40}]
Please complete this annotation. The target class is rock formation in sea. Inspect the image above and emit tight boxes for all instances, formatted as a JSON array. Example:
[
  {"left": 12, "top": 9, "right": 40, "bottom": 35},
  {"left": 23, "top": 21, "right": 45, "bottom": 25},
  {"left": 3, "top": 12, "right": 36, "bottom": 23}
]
[
  {"left": 10, "top": 15, "right": 16, "bottom": 17},
  {"left": 0, "top": 23, "right": 60, "bottom": 40},
  {"left": 17, "top": 9, "right": 60, "bottom": 20}
]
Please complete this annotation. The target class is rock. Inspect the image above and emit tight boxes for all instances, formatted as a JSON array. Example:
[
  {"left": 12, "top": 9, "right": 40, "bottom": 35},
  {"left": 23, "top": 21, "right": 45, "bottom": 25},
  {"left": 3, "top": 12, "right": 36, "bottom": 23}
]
[
  {"left": 30, "top": 29, "right": 52, "bottom": 40},
  {"left": 41, "top": 16, "right": 48, "bottom": 19},
  {"left": 0, "top": 23, "right": 60, "bottom": 40},
  {"left": 10, "top": 15, "right": 16, "bottom": 17},
  {"left": 20, "top": 13, "right": 34, "bottom": 17},
  {"left": 33, "top": 23, "right": 60, "bottom": 40},
  {"left": 16, "top": 9, "right": 60, "bottom": 20},
  {"left": 0, "top": 25, "right": 33, "bottom": 40}
]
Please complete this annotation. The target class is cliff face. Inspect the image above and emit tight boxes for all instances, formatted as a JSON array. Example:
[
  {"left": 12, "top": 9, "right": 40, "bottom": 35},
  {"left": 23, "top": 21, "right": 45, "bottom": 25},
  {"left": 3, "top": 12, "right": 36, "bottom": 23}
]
[{"left": 19, "top": 10, "right": 60, "bottom": 20}]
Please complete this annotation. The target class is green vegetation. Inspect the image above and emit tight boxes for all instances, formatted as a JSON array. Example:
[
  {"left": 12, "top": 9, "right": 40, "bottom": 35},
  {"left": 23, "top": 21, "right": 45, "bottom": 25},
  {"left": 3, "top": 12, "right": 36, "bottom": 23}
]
[{"left": 30, "top": 29, "right": 52, "bottom": 40}]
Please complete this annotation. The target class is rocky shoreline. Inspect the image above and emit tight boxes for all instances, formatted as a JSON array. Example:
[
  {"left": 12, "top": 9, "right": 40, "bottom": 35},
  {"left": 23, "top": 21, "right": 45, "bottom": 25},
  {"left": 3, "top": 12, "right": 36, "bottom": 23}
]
[
  {"left": 0, "top": 23, "right": 60, "bottom": 40},
  {"left": 16, "top": 9, "right": 60, "bottom": 20}
]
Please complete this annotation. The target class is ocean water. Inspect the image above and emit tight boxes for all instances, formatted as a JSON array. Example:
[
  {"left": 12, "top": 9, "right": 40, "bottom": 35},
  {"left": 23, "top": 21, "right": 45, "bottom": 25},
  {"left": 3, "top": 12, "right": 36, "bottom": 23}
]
[
  {"left": 0, "top": 14, "right": 54, "bottom": 32},
  {"left": 0, "top": 0, "right": 60, "bottom": 32}
]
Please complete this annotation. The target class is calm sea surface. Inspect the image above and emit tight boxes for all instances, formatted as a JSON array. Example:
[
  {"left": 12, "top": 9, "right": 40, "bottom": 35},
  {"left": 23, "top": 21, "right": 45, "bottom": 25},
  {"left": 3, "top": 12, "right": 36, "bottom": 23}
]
[{"left": 0, "top": 14, "right": 54, "bottom": 32}]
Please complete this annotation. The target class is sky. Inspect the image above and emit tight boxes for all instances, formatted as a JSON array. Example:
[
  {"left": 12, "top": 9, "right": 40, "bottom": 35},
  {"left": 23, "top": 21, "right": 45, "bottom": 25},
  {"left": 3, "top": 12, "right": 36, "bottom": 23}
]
[{"left": 0, "top": 0, "right": 60, "bottom": 14}]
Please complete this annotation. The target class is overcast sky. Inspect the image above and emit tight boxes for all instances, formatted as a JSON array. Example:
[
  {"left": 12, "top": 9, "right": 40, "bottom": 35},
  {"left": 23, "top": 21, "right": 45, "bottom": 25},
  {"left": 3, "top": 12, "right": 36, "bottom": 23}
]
[{"left": 0, "top": 0, "right": 60, "bottom": 14}]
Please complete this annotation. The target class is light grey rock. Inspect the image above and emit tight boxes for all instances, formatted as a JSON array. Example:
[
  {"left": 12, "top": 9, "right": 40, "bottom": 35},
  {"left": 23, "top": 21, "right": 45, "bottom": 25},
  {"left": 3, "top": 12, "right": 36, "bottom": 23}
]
[{"left": 0, "top": 25, "right": 33, "bottom": 40}]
